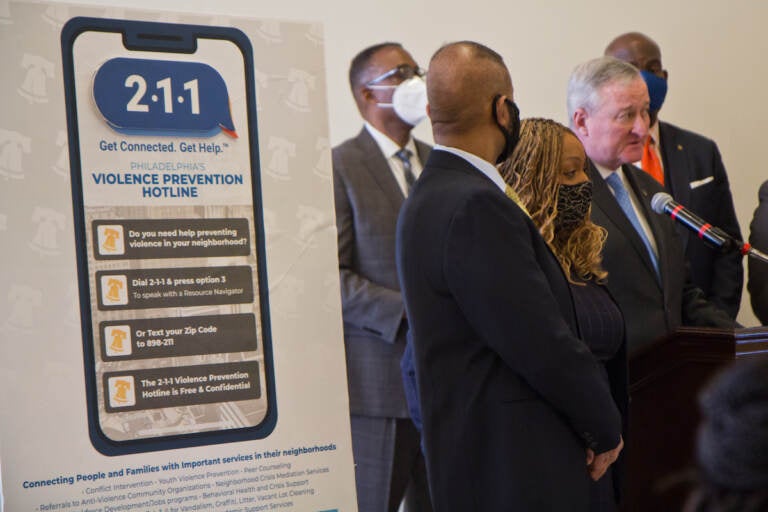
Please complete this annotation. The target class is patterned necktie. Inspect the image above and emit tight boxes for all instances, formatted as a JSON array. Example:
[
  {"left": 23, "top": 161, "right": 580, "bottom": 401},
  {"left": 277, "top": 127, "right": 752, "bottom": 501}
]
[
  {"left": 605, "top": 172, "right": 660, "bottom": 277},
  {"left": 641, "top": 136, "right": 664, "bottom": 185},
  {"left": 395, "top": 148, "right": 416, "bottom": 192}
]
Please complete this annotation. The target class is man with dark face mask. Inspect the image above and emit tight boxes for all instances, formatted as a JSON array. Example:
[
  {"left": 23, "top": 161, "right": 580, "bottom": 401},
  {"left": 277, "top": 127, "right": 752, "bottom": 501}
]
[
  {"left": 395, "top": 41, "right": 623, "bottom": 510},
  {"left": 332, "top": 42, "right": 432, "bottom": 512},
  {"left": 605, "top": 32, "right": 743, "bottom": 320}
]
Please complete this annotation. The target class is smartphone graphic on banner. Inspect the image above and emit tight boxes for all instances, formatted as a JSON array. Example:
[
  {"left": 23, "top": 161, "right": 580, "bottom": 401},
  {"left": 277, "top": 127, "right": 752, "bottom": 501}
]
[{"left": 61, "top": 17, "right": 276, "bottom": 455}]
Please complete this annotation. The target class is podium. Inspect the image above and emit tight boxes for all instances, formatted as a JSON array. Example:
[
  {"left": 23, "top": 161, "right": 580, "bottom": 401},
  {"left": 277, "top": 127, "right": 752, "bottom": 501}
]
[{"left": 622, "top": 327, "right": 768, "bottom": 511}]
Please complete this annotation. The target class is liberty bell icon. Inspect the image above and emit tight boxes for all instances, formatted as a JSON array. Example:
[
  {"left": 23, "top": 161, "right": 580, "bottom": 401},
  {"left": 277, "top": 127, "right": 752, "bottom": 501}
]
[
  {"left": 106, "top": 278, "right": 123, "bottom": 303},
  {"left": 109, "top": 328, "right": 127, "bottom": 353},
  {"left": 102, "top": 227, "right": 120, "bottom": 252},
  {"left": 112, "top": 379, "right": 132, "bottom": 403}
]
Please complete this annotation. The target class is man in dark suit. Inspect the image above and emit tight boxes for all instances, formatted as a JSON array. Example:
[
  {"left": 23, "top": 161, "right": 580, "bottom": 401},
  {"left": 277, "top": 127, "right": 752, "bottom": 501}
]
[
  {"left": 332, "top": 42, "right": 432, "bottom": 512},
  {"left": 605, "top": 32, "right": 743, "bottom": 319},
  {"left": 396, "top": 41, "right": 623, "bottom": 510},
  {"left": 748, "top": 180, "right": 768, "bottom": 324},
  {"left": 568, "top": 56, "right": 734, "bottom": 353}
]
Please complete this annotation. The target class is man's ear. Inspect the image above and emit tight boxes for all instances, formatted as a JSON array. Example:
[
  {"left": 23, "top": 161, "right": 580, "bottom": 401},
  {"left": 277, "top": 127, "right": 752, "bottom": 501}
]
[
  {"left": 493, "top": 95, "right": 509, "bottom": 126},
  {"left": 572, "top": 108, "right": 589, "bottom": 137}
]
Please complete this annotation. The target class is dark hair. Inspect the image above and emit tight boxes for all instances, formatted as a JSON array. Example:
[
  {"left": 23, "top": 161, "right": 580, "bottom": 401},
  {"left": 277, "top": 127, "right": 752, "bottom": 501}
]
[
  {"left": 348, "top": 42, "right": 402, "bottom": 91},
  {"left": 684, "top": 359, "right": 768, "bottom": 511}
]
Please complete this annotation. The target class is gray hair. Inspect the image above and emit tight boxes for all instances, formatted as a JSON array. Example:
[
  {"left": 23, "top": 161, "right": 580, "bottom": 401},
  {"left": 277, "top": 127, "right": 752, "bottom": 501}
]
[{"left": 566, "top": 56, "right": 641, "bottom": 124}]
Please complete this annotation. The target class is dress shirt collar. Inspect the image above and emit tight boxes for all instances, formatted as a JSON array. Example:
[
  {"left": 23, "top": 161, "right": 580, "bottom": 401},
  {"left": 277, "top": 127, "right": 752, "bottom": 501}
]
[
  {"left": 594, "top": 161, "right": 622, "bottom": 183},
  {"left": 649, "top": 121, "right": 660, "bottom": 147},
  {"left": 364, "top": 122, "right": 418, "bottom": 158},
  {"left": 433, "top": 144, "right": 506, "bottom": 193},
  {"left": 633, "top": 121, "right": 663, "bottom": 170}
]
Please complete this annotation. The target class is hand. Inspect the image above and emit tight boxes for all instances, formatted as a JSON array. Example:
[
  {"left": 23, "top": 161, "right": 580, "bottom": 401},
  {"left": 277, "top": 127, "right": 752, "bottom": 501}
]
[{"left": 586, "top": 436, "right": 623, "bottom": 482}]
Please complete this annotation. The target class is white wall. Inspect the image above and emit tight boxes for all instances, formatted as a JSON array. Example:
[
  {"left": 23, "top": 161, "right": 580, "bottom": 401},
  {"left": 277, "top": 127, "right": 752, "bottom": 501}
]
[{"left": 47, "top": 0, "right": 768, "bottom": 326}]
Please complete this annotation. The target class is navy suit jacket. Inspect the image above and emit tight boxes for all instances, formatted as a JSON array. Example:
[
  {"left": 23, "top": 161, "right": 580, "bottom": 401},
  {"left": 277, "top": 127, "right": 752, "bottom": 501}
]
[
  {"left": 658, "top": 121, "right": 743, "bottom": 318},
  {"left": 589, "top": 163, "right": 733, "bottom": 353},
  {"left": 396, "top": 150, "right": 621, "bottom": 510}
]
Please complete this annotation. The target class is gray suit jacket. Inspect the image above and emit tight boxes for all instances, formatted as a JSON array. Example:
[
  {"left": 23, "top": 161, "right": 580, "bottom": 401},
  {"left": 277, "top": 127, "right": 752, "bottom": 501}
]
[{"left": 332, "top": 127, "right": 431, "bottom": 418}]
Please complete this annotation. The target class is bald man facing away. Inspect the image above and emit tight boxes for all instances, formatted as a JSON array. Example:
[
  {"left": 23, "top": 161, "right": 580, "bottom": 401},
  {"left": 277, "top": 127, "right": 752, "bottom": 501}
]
[{"left": 395, "top": 41, "right": 623, "bottom": 510}]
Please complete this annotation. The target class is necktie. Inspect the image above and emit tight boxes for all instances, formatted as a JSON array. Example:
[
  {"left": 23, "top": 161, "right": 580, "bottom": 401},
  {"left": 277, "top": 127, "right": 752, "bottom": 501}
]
[
  {"left": 605, "top": 172, "right": 660, "bottom": 277},
  {"left": 641, "top": 136, "right": 664, "bottom": 185},
  {"left": 395, "top": 148, "right": 416, "bottom": 192}
]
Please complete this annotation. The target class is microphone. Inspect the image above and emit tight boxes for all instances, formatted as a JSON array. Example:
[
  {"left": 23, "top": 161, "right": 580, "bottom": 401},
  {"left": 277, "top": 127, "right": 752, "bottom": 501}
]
[{"left": 650, "top": 192, "right": 742, "bottom": 253}]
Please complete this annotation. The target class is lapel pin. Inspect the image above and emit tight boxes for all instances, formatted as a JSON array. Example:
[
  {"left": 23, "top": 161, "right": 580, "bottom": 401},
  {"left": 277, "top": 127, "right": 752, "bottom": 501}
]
[{"left": 677, "top": 144, "right": 683, "bottom": 151}]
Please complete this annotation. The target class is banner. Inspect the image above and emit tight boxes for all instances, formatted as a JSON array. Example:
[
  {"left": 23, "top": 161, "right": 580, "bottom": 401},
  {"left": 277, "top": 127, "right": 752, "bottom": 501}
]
[{"left": 0, "top": 3, "right": 355, "bottom": 511}]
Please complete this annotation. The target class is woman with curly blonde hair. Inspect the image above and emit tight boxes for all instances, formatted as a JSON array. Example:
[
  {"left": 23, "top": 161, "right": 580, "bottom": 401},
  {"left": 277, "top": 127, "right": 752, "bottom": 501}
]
[
  {"left": 500, "top": 117, "right": 608, "bottom": 284},
  {"left": 500, "top": 118, "right": 628, "bottom": 512}
]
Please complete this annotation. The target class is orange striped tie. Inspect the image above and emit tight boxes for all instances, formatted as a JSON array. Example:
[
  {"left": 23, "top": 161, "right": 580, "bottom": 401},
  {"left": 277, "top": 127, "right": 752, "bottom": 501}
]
[{"left": 641, "top": 136, "right": 664, "bottom": 185}]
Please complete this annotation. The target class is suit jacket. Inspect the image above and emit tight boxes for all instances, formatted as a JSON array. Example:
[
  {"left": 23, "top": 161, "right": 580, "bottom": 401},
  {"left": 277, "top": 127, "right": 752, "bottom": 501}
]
[
  {"left": 658, "top": 121, "right": 743, "bottom": 318},
  {"left": 332, "top": 127, "right": 431, "bottom": 418},
  {"left": 396, "top": 150, "right": 622, "bottom": 510},
  {"left": 748, "top": 180, "right": 768, "bottom": 324},
  {"left": 589, "top": 163, "right": 733, "bottom": 354}
]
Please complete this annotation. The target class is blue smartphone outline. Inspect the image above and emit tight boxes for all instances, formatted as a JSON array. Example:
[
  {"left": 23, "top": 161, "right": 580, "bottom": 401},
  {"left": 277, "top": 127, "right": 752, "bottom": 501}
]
[{"left": 61, "top": 17, "right": 277, "bottom": 456}]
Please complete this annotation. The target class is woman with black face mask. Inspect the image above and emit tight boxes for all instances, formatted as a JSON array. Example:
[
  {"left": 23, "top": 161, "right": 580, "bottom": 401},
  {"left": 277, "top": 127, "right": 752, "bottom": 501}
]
[{"left": 499, "top": 118, "right": 628, "bottom": 512}]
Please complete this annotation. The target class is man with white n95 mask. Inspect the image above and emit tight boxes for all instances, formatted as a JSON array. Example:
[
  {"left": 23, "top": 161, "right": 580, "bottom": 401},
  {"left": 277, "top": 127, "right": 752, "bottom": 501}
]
[{"left": 332, "top": 42, "right": 432, "bottom": 512}]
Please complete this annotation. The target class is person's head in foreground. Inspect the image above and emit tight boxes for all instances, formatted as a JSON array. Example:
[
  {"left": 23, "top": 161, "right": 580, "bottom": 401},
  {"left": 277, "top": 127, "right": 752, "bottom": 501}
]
[{"left": 685, "top": 358, "right": 768, "bottom": 512}]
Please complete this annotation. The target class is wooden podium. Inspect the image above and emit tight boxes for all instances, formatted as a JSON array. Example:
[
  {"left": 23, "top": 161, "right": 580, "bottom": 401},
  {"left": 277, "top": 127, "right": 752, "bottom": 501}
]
[{"left": 622, "top": 327, "right": 768, "bottom": 511}]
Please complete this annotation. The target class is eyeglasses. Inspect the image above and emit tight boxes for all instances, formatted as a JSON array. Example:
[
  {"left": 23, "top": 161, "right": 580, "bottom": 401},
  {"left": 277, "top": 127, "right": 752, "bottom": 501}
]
[{"left": 366, "top": 64, "right": 425, "bottom": 86}]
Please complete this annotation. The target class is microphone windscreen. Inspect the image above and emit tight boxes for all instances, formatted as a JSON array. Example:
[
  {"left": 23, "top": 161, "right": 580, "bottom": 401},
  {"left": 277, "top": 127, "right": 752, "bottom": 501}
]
[{"left": 651, "top": 192, "right": 673, "bottom": 214}]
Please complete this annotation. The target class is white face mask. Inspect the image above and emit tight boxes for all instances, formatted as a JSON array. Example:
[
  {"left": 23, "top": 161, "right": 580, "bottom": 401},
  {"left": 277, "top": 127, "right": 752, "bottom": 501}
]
[{"left": 370, "top": 77, "right": 428, "bottom": 126}]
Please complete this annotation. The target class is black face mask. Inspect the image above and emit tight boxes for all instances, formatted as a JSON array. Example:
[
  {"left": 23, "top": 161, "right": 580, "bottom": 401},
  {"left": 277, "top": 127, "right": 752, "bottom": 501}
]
[
  {"left": 492, "top": 95, "right": 521, "bottom": 164},
  {"left": 555, "top": 181, "right": 593, "bottom": 230}
]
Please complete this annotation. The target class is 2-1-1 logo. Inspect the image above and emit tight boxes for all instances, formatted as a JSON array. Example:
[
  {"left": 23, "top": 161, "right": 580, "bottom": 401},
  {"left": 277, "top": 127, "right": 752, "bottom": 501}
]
[{"left": 93, "top": 58, "right": 238, "bottom": 138}]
